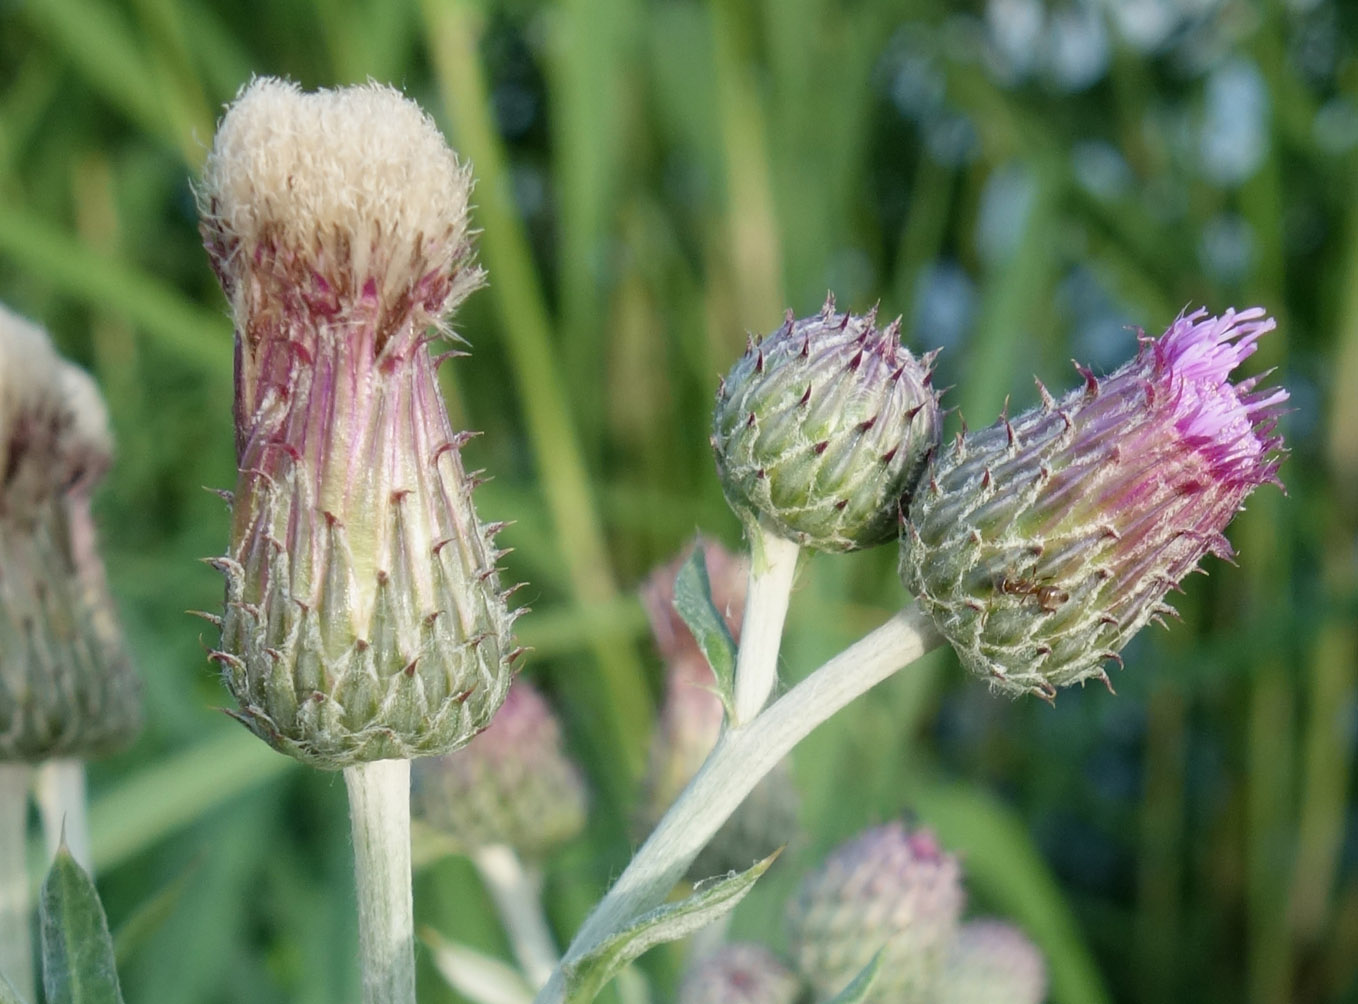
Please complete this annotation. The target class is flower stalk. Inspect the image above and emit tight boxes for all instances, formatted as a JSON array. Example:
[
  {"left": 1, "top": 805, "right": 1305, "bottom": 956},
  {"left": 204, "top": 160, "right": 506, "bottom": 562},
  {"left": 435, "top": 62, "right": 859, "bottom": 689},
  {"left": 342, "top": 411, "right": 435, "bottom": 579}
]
[
  {"left": 471, "top": 845, "right": 559, "bottom": 989},
  {"left": 347, "top": 759, "right": 416, "bottom": 1004},
  {"left": 730, "top": 527, "right": 799, "bottom": 725},
  {"left": 537, "top": 604, "right": 943, "bottom": 1004},
  {"left": 0, "top": 763, "right": 33, "bottom": 1004},
  {"left": 34, "top": 759, "right": 92, "bottom": 873}
]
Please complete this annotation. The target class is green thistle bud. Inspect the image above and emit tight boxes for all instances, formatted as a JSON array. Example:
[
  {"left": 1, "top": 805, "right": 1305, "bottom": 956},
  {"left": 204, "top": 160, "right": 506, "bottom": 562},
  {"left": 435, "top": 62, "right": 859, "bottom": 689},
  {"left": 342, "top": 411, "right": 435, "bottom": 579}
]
[
  {"left": 902, "top": 308, "right": 1287, "bottom": 699},
  {"left": 678, "top": 944, "right": 803, "bottom": 1004},
  {"left": 712, "top": 297, "right": 941, "bottom": 552},
  {"left": 931, "top": 921, "right": 1047, "bottom": 1004},
  {"left": 0, "top": 308, "right": 140, "bottom": 760},
  {"left": 198, "top": 79, "right": 519, "bottom": 769},
  {"left": 638, "top": 539, "right": 799, "bottom": 876},
  {"left": 412, "top": 680, "right": 587, "bottom": 858},
  {"left": 787, "top": 822, "right": 963, "bottom": 1004}
]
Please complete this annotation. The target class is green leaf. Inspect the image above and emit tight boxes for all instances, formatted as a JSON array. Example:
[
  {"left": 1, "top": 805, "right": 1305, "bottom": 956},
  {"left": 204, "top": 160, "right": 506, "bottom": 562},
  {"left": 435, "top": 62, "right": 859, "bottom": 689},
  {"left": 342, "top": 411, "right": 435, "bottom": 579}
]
[
  {"left": 562, "top": 851, "right": 778, "bottom": 1004},
  {"left": 421, "top": 927, "right": 534, "bottom": 1004},
  {"left": 820, "top": 952, "right": 880, "bottom": 1004},
  {"left": 38, "top": 844, "right": 125, "bottom": 1004},
  {"left": 672, "top": 545, "right": 738, "bottom": 715},
  {"left": 0, "top": 972, "right": 27, "bottom": 1004}
]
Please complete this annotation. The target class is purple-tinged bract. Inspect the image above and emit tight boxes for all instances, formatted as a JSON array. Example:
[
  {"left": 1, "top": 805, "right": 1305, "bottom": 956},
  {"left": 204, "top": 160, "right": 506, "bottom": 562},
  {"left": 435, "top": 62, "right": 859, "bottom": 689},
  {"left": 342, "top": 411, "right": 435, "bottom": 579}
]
[
  {"left": 712, "top": 296, "right": 941, "bottom": 552},
  {"left": 902, "top": 307, "right": 1287, "bottom": 699}
]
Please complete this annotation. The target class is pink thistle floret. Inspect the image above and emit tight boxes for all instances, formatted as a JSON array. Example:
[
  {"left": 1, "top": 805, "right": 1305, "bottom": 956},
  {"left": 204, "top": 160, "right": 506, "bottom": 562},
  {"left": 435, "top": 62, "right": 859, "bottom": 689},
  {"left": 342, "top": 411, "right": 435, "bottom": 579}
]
[{"left": 902, "top": 307, "right": 1287, "bottom": 699}]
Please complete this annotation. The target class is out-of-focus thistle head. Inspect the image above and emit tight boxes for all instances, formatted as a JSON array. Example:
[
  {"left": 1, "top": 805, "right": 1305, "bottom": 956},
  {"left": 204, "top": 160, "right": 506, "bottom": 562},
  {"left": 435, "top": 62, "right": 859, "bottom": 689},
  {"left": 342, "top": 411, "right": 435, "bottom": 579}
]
[
  {"left": 712, "top": 296, "right": 941, "bottom": 552},
  {"left": 411, "top": 679, "right": 587, "bottom": 858},
  {"left": 677, "top": 944, "right": 804, "bottom": 1004},
  {"left": 786, "top": 822, "right": 963, "bottom": 1003},
  {"left": 902, "top": 307, "right": 1288, "bottom": 700},
  {"left": 932, "top": 920, "right": 1048, "bottom": 1004},
  {"left": 0, "top": 306, "right": 140, "bottom": 761},
  {"left": 638, "top": 539, "right": 799, "bottom": 876},
  {"left": 197, "top": 78, "right": 519, "bottom": 769}
]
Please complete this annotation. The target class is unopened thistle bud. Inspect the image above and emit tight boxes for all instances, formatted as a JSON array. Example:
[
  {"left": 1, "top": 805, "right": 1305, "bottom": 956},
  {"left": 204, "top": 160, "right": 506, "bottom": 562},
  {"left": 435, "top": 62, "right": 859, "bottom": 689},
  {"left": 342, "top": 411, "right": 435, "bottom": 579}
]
[
  {"left": 0, "top": 308, "right": 140, "bottom": 760},
  {"left": 902, "top": 307, "right": 1288, "bottom": 700},
  {"left": 412, "top": 680, "right": 586, "bottom": 858},
  {"left": 638, "top": 540, "right": 799, "bottom": 875},
  {"left": 931, "top": 921, "right": 1047, "bottom": 1004},
  {"left": 678, "top": 944, "right": 803, "bottom": 1004},
  {"left": 712, "top": 297, "right": 941, "bottom": 552},
  {"left": 198, "top": 79, "right": 518, "bottom": 769},
  {"left": 786, "top": 822, "right": 963, "bottom": 1004}
]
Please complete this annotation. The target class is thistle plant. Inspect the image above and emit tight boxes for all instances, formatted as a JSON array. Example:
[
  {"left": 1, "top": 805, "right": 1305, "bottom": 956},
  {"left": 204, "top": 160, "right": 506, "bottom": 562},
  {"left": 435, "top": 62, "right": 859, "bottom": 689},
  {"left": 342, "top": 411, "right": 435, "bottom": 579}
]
[
  {"left": 932, "top": 921, "right": 1048, "bottom": 1004},
  {"left": 198, "top": 78, "right": 518, "bottom": 1004},
  {"left": 786, "top": 822, "right": 964, "bottom": 1003},
  {"left": 901, "top": 308, "right": 1288, "bottom": 699},
  {"left": 638, "top": 539, "right": 800, "bottom": 879},
  {"left": 677, "top": 944, "right": 803, "bottom": 1004},
  {"left": 0, "top": 305, "right": 139, "bottom": 1001}
]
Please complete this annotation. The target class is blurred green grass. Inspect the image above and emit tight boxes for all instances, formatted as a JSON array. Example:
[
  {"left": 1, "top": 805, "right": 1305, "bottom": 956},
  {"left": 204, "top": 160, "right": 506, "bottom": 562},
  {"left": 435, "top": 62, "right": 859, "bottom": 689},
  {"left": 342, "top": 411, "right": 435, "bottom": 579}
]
[{"left": 1, "top": 0, "right": 1354, "bottom": 1002}]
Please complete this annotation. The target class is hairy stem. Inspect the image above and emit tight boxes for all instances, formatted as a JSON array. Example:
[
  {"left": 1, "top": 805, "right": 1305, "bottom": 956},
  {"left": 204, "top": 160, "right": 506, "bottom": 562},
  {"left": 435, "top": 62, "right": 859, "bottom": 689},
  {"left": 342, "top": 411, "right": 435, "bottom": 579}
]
[
  {"left": 471, "top": 844, "right": 559, "bottom": 989},
  {"left": 537, "top": 605, "right": 942, "bottom": 1003},
  {"left": 346, "top": 759, "right": 415, "bottom": 1004},
  {"left": 0, "top": 764, "right": 33, "bottom": 1004},
  {"left": 731, "top": 527, "right": 799, "bottom": 725},
  {"left": 34, "top": 759, "right": 91, "bottom": 874}
]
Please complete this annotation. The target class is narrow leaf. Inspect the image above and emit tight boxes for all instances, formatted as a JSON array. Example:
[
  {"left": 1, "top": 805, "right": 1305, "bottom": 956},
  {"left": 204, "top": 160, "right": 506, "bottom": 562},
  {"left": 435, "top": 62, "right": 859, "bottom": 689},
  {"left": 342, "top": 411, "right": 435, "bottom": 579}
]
[
  {"left": 563, "top": 851, "right": 778, "bottom": 1003},
  {"left": 820, "top": 952, "right": 881, "bottom": 1004},
  {"left": 39, "top": 845, "right": 124, "bottom": 1004},
  {"left": 673, "top": 546, "right": 738, "bottom": 714}
]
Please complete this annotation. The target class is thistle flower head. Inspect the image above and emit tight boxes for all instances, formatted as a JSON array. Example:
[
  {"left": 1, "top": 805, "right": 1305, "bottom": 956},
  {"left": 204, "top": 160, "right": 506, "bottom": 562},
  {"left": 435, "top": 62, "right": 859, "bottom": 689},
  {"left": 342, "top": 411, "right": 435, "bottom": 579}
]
[
  {"left": 0, "top": 309, "right": 140, "bottom": 761},
  {"left": 412, "top": 680, "right": 587, "bottom": 858},
  {"left": 712, "top": 296, "right": 941, "bottom": 552},
  {"left": 637, "top": 539, "right": 799, "bottom": 876},
  {"left": 786, "top": 822, "right": 964, "bottom": 1003},
  {"left": 677, "top": 944, "right": 804, "bottom": 1004},
  {"left": 199, "top": 77, "right": 481, "bottom": 336},
  {"left": 199, "top": 79, "right": 517, "bottom": 768},
  {"left": 902, "top": 307, "right": 1287, "bottom": 699},
  {"left": 932, "top": 920, "right": 1047, "bottom": 1004}
]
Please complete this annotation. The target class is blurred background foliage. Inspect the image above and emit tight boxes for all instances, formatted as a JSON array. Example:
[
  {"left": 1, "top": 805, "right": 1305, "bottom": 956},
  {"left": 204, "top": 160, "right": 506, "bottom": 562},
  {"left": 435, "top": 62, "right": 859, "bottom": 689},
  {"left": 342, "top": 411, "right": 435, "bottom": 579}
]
[{"left": 0, "top": 0, "right": 1354, "bottom": 1001}]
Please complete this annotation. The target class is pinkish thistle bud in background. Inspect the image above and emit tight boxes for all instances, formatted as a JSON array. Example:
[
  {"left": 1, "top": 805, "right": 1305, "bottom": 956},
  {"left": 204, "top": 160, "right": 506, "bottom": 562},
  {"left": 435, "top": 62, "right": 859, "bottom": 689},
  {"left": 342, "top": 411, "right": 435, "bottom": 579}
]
[
  {"left": 786, "top": 822, "right": 964, "bottom": 1003},
  {"left": 198, "top": 79, "right": 519, "bottom": 769},
  {"left": 412, "top": 679, "right": 587, "bottom": 858},
  {"left": 677, "top": 943, "right": 804, "bottom": 1004},
  {"left": 638, "top": 539, "right": 800, "bottom": 876},
  {"left": 712, "top": 297, "right": 941, "bottom": 552},
  {"left": 902, "top": 307, "right": 1287, "bottom": 699},
  {"left": 931, "top": 920, "right": 1048, "bottom": 1004},
  {"left": 0, "top": 306, "right": 140, "bottom": 761}
]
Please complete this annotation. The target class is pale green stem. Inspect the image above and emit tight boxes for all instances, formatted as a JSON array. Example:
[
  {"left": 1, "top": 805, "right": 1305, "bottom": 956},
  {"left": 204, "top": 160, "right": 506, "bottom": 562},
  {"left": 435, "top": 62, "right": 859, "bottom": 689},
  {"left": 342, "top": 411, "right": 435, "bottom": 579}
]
[
  {"left": 346, "top": 759, "right": 415, "bottom": 1004},
  {"left": 731, "top": 527, "right": 800, "bottom": 726},
  {"left": 0, "top": 764, "right": 33, "bottom": 1004},
  {"left": 470, "top": 844, "right": 559, "bottom": 989},
  {"left": 536, "top": 605, "right": 942, "bottom": 1004},
  {"left": 34, "top": 758, "right": 91, "bottom": 874}
]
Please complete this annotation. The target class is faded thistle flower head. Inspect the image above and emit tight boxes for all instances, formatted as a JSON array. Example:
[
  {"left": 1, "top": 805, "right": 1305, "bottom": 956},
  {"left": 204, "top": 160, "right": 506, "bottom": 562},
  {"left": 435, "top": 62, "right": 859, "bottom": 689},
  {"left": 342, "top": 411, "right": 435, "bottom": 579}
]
[
  {"left": 786, "top": 822, "right": 964, "bottom": 1004},
  {"left": 712, "top": 296, "right": 941, "bottom": 552},
  {"left": 931, "top": 920, "right": 1047, "bottom": 1004},
  {"left": 412, "top": 679, "right": 587, "bottom": 858},
  {"left": 0, "top": 306, "right": 140, "bottom": 761},
  {"left": 678, "top": 944, "right": 803, "bottom": 1004},
  {"left": 198, "top": 79, "right": 519, "bottom": 769},
  {"left": 638, "top": 538, "right": 800, "bottom": 876},
  {"left": 902, "top": 307, "right": 1287, "bottom": 700}
]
